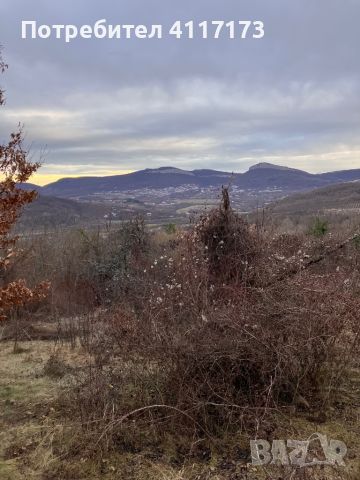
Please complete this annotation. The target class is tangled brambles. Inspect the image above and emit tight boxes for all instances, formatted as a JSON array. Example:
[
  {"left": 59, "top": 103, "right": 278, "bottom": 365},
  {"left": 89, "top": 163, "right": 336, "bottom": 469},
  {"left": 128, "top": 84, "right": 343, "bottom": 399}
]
[
  {"left": 62, "top": 189, "right": 360, "bottom": 449},
  {"left": 194, "top": 187, "right": 257, "bottom": 285}
]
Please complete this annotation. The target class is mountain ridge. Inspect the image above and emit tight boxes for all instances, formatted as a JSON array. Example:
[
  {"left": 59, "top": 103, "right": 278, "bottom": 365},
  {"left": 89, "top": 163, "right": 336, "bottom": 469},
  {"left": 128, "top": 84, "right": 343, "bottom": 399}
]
[{"left": 22, "top": 162, "right": 360, "bottom": 198}]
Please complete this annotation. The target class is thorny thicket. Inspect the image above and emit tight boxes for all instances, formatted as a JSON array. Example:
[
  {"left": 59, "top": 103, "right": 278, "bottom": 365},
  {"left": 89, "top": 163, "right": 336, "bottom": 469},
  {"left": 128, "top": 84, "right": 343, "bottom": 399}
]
[
  {"left": 66, "top": 188, "right": 360, "bottom": 450},
  {"left": 15, "top": 216, "right": 150, "bottom": 318}
]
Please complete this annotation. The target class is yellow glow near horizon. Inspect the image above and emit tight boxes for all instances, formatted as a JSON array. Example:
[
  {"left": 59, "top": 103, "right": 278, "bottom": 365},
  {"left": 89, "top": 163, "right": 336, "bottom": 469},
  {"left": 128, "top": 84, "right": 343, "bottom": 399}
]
[{"left": 31, "top": 170, "right": 134, "bottom": 187}]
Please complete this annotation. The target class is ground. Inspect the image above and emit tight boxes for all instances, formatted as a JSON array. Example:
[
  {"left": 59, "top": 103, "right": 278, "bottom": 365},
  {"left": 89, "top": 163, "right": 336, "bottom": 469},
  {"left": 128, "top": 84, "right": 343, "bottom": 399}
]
[{"left": 0, "top": 340, "right": 359, "bottom": 480}]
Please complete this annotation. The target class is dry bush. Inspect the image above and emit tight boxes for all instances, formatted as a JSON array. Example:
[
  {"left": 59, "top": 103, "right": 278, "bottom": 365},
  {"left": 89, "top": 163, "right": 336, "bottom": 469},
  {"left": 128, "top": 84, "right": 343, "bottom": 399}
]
[
  {"left": 14, "top": 216, "right": 150, "bottom": 317},
  {"left": 65, "top": 189, "right": 360, "bottom": 449},
  {"left": 43, "top": 352, "right": 72, "bottom": 378},
  {"left": 194, "top": 187, "right": 258, "bottom": 285}
]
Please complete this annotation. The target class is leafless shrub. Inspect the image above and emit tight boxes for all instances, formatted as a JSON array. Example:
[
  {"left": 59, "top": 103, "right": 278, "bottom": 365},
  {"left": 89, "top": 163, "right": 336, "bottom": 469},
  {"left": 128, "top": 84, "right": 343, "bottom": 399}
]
[
  {"left": 64, "top": 190, "right": 360, "bottom": 450},
  {"left": 43, "top": 352, "right": 71, "bottom": 378},
  {"left": 12, "top": 215, "right": 150, "bottom": 319},
  {"left": 194, "top": 187, "right": 258, "bottom": 285}
]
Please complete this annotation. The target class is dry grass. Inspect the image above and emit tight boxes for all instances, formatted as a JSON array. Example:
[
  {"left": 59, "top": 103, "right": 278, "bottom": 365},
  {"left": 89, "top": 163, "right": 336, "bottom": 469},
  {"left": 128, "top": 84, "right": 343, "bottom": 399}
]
[{"left": 0, "top": 339, "right": 359, "bottom": 479}]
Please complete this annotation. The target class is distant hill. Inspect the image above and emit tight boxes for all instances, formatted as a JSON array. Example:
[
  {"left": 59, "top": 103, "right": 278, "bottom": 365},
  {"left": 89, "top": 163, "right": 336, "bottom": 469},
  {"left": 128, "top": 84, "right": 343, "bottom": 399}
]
[
  {"left": 41, "top": 167, "right": 232, "bottom": 197},
  {"left": 248, "top": 162, "right": 304, "bottom": 173},
  {"left": 319, "top": 169, "right": 360, "bottom": 183},
  {"left": 17, "top": 195, "right": 108, "bottom": 230},
  {"left": 18, "top": 182, "right": 42, "bottom": 192},
  {"left": 38, "top": 163, "right": 360, "bottom": 198},
  {"left": 270, "top": 181, "right": 360, "bottom": 215}
]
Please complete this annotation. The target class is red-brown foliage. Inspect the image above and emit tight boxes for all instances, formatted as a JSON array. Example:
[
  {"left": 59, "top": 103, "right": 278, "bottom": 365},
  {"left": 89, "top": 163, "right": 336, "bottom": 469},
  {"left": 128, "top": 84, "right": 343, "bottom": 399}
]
[{"left": 0, "top": 48, "right": 49, "bottom": 320}]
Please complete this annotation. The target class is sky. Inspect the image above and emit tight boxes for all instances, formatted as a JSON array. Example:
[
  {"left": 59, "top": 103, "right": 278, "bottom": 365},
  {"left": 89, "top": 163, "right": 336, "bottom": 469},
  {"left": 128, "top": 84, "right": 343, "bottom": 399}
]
[{"left": 0, "top": 0, "right": 359, "bottom": 185}]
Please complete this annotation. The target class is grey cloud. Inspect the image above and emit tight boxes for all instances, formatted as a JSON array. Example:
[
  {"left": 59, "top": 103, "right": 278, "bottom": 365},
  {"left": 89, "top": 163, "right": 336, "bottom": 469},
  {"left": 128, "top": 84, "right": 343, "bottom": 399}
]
[{"left": 0, "top": 0, "right": 359, "bottom": 180}]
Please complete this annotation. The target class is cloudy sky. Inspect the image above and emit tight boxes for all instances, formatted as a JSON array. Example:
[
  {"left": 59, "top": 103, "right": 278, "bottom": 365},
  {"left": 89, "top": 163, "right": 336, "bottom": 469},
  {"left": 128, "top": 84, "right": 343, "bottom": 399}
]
[{"left": 0, "top": 0, "right": 359, "bottom": 185}]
